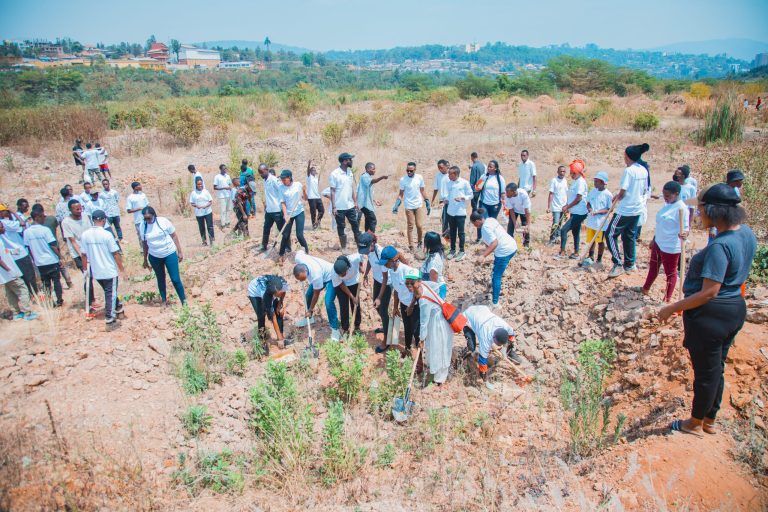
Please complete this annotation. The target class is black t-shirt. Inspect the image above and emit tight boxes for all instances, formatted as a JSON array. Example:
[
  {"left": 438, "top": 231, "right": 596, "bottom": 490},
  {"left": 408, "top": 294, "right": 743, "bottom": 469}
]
[
  {"left": 683, "top": 225, "right": 756, "bottom": 299},
  {"left": 73, "top": 145, "right": 83, "bottom": 165}
]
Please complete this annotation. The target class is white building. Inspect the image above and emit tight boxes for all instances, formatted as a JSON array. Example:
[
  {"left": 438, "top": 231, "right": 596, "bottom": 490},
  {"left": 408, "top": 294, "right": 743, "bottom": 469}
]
[
  {"left": 218, "top": 61, "right": 253, "bottom": 69},
  {"left": 178, "top": 45, "right": 221, "bottom": 67}
]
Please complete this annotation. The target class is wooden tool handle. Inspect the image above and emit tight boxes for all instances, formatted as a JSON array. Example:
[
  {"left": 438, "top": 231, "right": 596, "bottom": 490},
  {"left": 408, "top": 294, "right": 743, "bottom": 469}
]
[
  {"left": 678, "top": 209, "right": 687, "bottom": 301},
  {"left": 404, "top": 346, "right": 422, "bottom": 395}
]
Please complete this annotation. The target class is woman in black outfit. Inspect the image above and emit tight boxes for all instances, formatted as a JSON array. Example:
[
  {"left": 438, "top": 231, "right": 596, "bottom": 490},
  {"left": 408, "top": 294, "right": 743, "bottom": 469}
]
[{"left": 658, "top": 183, "right": 756, "bottom": 436}]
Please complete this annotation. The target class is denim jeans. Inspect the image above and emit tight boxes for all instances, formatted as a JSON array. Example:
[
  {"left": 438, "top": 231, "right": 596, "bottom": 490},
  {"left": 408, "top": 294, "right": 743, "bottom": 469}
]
[
  {"left": 560, "top": 213, "right": 587, "bottom": 253},
  {"left": 491, "top": 252, "right": 515, "bottom": 304},
  {"left": 550, "top": 211, "right": 563, "bottom": 242},
  {"left": 148, "top": 251, "right": 186, "bottom": 304},
  {"left": 305, "top": 281, "right": 339, "bottom": 329},
  {"left": 480, "top": 201, "right": 501, "bottom": 220}
]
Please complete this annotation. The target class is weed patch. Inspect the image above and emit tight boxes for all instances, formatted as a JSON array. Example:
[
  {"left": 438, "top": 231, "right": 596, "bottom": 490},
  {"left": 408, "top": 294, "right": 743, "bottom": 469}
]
[
  {"left": 174, "top": 449, "right": 245, "bottom": 495},
  {"left": 181, "top": 405, "right": 212, "bottom": 436},
  {"left": 321, "top": 122, "right": 344, "bottom": 146},
  {"left": 322, "top": 334, "right": 368, "bottom": 402},
  {"left": 698, "top": 96, "right": 745, "bottom": 145},
  {"left": 319, "top": 400, "right": 367, "bottom": 485}
]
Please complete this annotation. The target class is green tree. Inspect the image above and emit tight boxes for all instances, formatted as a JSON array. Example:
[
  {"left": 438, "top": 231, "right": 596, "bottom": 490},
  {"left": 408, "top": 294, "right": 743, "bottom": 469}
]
[
  {"left": 301, "top": 52, "right": 314, "bottom": 67},
  {"left": 170, "top": 39, "right": 181, "bottom": 62},
  {"left": 145, "top": 34, "right": 156, "bottom": 53}
]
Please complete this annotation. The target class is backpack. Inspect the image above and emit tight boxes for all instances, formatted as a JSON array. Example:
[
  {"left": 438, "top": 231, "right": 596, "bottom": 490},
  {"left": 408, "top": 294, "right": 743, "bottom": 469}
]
[{"left": 419, "top": 282, "right": 467, "bottom": 333}]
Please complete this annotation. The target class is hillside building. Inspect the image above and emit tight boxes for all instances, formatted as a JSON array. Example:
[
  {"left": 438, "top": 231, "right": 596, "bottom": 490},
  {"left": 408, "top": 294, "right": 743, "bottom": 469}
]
[
  {"left": 178, "top": 44, "right": 221, "bottom": 67},
  {"left": 754, "top": 53, "right": 768, "bottom": 69},
  {"left": 147, "top": 42, "right": 170, "bottom": 62}
]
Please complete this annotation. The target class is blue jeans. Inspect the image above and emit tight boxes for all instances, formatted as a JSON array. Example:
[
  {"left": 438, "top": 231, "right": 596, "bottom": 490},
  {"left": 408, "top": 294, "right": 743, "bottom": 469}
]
[
  {"left": 550, "top": 211, "right": 562, "bottom": 242},
  {"left": 148, "top": 252, "right": 186, "bottom": 304},
  {"left": 305, "top": 281, "right": 339, "bottom": 330},
  {"left": 491, "top": 252, "right": 515, "bottom": 304},
  {"left": 481, "top": 201, "right": 501, "bottom": 220}
]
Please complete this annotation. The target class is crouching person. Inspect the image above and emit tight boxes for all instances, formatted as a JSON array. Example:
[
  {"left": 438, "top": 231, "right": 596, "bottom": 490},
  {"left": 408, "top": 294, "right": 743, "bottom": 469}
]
[
  {"left": 293, "top": 250, "right": 340, "bottom": 341},
  {"left": 248, "top": 274, "right": 289, "bottom": 348},
  {"left": 462, "top": 305, "right": 521, "bottom": 387}
]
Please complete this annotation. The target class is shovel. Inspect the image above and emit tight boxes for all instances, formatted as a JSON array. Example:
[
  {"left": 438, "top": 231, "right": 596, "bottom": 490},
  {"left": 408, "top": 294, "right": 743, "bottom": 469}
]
[
  {"left": 548, "top": 211, "right": 569, "bottom": 242},
  {"left": 392, "top": 346, "right": 422, "bottom": 423},
  {"left": 262, "top": 199, "right": 301, "bottom": 259},
  {"left": 579, "top": 201, "right": 617, "bottom": 265},
  {"left": 301, "top": 283, "right": 320, "bottom": 358},
  {"left": 678, "top": 209, "right": 687, "bottom": 301}
]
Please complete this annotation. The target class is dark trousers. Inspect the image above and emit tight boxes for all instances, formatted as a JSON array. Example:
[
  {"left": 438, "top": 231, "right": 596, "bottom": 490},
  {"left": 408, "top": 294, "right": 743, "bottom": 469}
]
[
  {"left": 196, "top": 213, "right": 214, "bottom": 243},
  {"left": 507, "top": 212, "right": 530, "bottom": 247},
  {"left": 280, "top": 212, "right": 309, "bottom": 256},
  {"left": 447, "top": 214, "right": 466, "bottom": 252},
  {"left": 74, "top": 255, "right": 95, "bottom": 304},
  {"left": 148, "top": 252, "right": 186, "bottom": 304},
  {"left": 261, "top": 211, "right": 285, "bottom": 250},
  {"left": 308, "top": 198, "right": 324, "bottom": 227},
  {"left": 440, "top": 205, "right": 449, "bottom": 238},
  {"left": 683, "top": 297, "right": 746, "bottom": 420},
  {"left": 471, "top": 191, "right": 481, "bottom": 240},
  {"left": 360, "top": 207, "right": 377, "bottom": 233},
  {"left": 607, "top": 213, "right": 640, "bottom": 268},
  {"left": 249, "top": 296, "right": 284, "bottom": 341},
  {"left": 400, "top": 302, "right": 420, "bottom": 350},
  {"left": 560, "top": 213, "right": 587, "bottom": 253},
  {"left": 109, "top": 216, "right": 123, "bottom": 240},
  {"left": 38, "top": 263, "right": 63, "bottom": 304},
  {"left": 335, "top": 283, "right": 361, "bottom": 332},
  {"left": 97, "top": 276, "right": 121, "bottom": 320},
  {"left": 335, "top": 208, "right": 360, "bottom": 249},
  {"left": 15, "top": 254, "right": 38, "bottom": 295},
  {"left": 373, "top": 280, "right": 392, "bottom": 333}
]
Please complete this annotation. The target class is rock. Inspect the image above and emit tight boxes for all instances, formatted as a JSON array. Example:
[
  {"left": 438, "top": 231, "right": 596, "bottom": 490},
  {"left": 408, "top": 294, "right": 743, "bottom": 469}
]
[
  {"left": 521, "top": 345, "right": 544, "bottom": 363},
  {"left": 734, "top": 364, "right": 750, "bottom": 376},
  {"left": 131, "top": 379, "right": 145, "bottom": 391},
  {"left": 148, "top": 338, "right": 171, "bottom": 357},
  {"left": 624, "top": 373, "right": 641, "bottom": 386},
  {"left": 190, "top": 287, "right": 202, "bottom": 298},
  {"left": 24, "top": 374, "right": 48, "bottom": 387},
  {"left": 660, "top": 329, "right": 677, "bottom": 338},
  {"left": 649, "top": 334, "right": 659, "bottom": 348},
  {"left": 730, "top": 393, "right": 751, "bottom": 410},
  {"left": 746, "top": 310, "right": 768, "bottom": 324},
  {"left": 564, "top": 286, "right": 580, "bottom": 305},
  {"left": 132, "top": 360, "right": 151, "bottom": 374}
]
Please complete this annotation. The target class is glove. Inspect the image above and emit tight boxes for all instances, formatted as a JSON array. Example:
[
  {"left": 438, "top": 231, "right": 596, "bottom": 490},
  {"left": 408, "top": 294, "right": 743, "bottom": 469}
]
[
  {"left": 425, "top": 199, "right": 431, "bottom": 216},
  {"left": 392, "top": 197, "right": 402, "bottom": 214}
]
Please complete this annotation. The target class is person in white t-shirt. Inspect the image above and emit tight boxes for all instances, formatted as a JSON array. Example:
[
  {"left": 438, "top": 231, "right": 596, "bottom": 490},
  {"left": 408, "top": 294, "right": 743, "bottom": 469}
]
[
  {"left": 0, "top": 205, "right": 38, "bottom": 294},
  {"left": 293, "top": 250, "right": 341, "bottom": 340},
  {"left": 95, "top": 143, "right": 111, "bottom": 180},
  {"left": 332, "top": 253, "right": 364, "bottom": 334},
  {"left": 79, "top": 182, "right": 94, "bottom": 206},
  {"left": 380, "top": 246, "right": 421, "bottom": 352},
  {"left": 559, "top": 159, "right": 589, "bottom": 259},
  {"left": 24, "top": 209, "right": 64, "bottom": 306},
  {"left": 547, "top": 165, "right": 569, "bottom": 243},
  {"left": 640, "top": 181, "right": 689, "bottom": 302},
  {"left": 607, "top": 143, "right": 650, "bottom": 278},
  {"left": 140, "top": 207, "right": 186, "bottom": 306},
  {"left": 477, "top": 160, "right": 506, "bottom": 221},
  {"left": 503, "top": 183, "right": 531, "bottom": 248},
  {"left": 61, "top": 200, "right": 96, "bottom": 310},
  {"left": 81, "top": 143, "right": 102, "bottom": 184},
  {"left": 470, "top": 208, "right": 518, "bottom": 307},
  {"left": 213, "top": 164, "right": 233, "bottom": 228},
  {"left": 329, "top": 152, "right": 360, "bottom": 250},
  {"left": 357, "top": 233, "right": 392, "bottom": 351},
  {"left": 432, "top": 159, "right": 450, "bottom": 238},
  {"left": 278, "top": 170, "right": 309, "bottom": 257},
  {"left": 518, "top": 150, "right": 537, "bottom": 196},
  {"left": 305, "top": 160, "right": 324, "bottom": 229},
  {"left": 189, "top": 177, "right": 214, "bottom": 246},
  {"left": 187, "top": 164, "right": 205, "bottom": 189},
  {"left": 462, "top": 305, "right": 520, "bottom": 387},
  {"left": 582, "top": 171, "right": 613, "bottom": 266},
  {"left": 80, "top": 210, "right": 125, "bottom": 324},
  {"left": 357, "top": 162, "right": 388, "bottom": 233},
  {"left": 0, "top": 236, "right": 36, "bottom": 320},
  {"left": 445, "top": 166, "right": 473, "bottom": 261},
  {"left": 100, "top": 179, "right": 122, "bottom": 240},
  {"left": 396, "top": 162, "right": 429, "bottom": 253},
  {"left": 259, "top": 164, "right": 286, "bottom": 252},
  {"left": 420, "top": 232, "right": 447, "bottom": 299},
  {"left": 125, "top": 182, "right": 149, "bottom": 247}
]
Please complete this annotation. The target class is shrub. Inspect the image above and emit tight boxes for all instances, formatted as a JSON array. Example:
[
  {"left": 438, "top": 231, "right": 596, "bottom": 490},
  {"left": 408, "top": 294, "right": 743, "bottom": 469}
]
[
  {"left": 322, "top": 335, "right": 368, "bottom": 402},
  {"left": 109, "top": 103, "right": 157, "bottom": 129},
  {"left": 344, "top": 112, "right": 369, "bottom": 136},
  {"left": 173, "top": 177, "right": 191, "bottom": 217},
  {"left": 455, "top": 73, "right": 496, "bottom": 98},
  {"left": 698, "top": 96, "right": 745, "bottom": 145},
  {"left": 683, "top": 96, "right": 712, "bottom": 119},
  {"left": 258, "top": 149, "right": 279, "bottom": 169},
  {"left": 320, "top": 400, "right": 367, "bottom": 485},
  {"left": 174, "top": 303, "right": 226, "bottom": 390},
  {"left": 560, "top": 339, "right": 625, "bottom": 458},
  {"left": 368, "top": 349, "right": 413, "bottom": 415},
  {"left": 181, "top": 405, "right": 212, "bottom": 436},
  {"left": 158, "top": 104, "right": 203, "bottom": 146},
  {"left": 689, "top": 82, "right": 712, "bottom": 99},
  {"left": 226, "top": 349, "right": 248, "bottom": 376},
  {"left": 321, "top": 122, "right": 344, "bottom": 147},
  {"left": 750, "top": 245, "right": 768, "bottom": 285},
  {"left": 286, "top": 82, "right": 317, "bottom": 116},
  {"left": 632, "top": 112, "right": 659, "bottom": 131},
  {"left": 173, "top": 449, "right": 245, "bottom": 495},
  {"left": 461, "top": 112, "right": 487, "bottom": 131},
  {"left": 180, "top": 353, "right": 208, "bottom": 395},
  {"left": 429, "top": 88, "right": 460, "bottom": 107}
]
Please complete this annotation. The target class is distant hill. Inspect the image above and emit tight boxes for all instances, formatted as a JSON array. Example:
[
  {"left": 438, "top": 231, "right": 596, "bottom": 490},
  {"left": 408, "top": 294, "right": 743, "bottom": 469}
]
[
  {"left": 198, "top": 40, "right": 311, "bottom": 55},
  {"left": 650, "top": 38, "right": 768, "bottom": 61}
]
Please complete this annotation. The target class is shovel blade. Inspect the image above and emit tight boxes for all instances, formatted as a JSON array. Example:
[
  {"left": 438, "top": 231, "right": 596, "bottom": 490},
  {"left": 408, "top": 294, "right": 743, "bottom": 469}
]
[{"left": 391, "top": 397, "right": 415, "bottom": 423}]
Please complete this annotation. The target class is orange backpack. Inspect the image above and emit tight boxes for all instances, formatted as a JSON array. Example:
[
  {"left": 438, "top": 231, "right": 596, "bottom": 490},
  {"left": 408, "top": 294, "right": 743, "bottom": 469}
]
[{"left": 420, "top": 284, "right": 467, "bottom": 333}]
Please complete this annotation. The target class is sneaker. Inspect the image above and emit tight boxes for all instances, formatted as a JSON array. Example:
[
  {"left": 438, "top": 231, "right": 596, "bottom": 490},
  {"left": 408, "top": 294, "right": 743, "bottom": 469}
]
[
  {"left": 455, "top": 251, "right": 466, "bottom": 261},
  {"left": 23, "top": 312, "right": 38, "bottom": 321},
  {"left": 283, "top": 338, "right": 295, "bottom": 346},
  {"left": 105, "top": 316, "right": 117, "bottom": 325},
  {"left": 115, "top": 304, "right": 124, "bottom": 314},
  {"left": 374, "top": 327, "right": 384, "bottom": 334},
  {"left": 202, "top": 240, "right": 208, "bottom": 246},
  {"left": 607, "top": 264, "right": 624, "bottom": 278},
  {"left": 13, "top": 313, "right": 25, "bottom": 321},
  {"left": 568, "top": 253, "right": 580, "bottom": 260},
  {"left": 374, "top": 346, "right": 386, "bottom": 354},
  {"left": 54, "top": 301, "right": 64, "bottom": 308},
  {"left": 331, "top": 328, "right": 341, "bottom": 341},
  {"left": 580, "top": 257, "right": 594, "bottom": 267},
  {"left": 624, "top": 265, "right": 638, "bottom": 273},
  {"left": 294, "top": 316, "right": 315, "bottom": 327},
  {"left": 446, "top": 250, "right": 455, "bottom": 260},
  {"left": 417, "top": 242, "right": 423, "bottom": 250}
]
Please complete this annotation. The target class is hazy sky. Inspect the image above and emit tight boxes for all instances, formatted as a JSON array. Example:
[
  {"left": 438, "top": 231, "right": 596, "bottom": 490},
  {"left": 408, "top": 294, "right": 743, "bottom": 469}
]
[{"left": 1, "top": 0, "right": 766, "bottom": 51}]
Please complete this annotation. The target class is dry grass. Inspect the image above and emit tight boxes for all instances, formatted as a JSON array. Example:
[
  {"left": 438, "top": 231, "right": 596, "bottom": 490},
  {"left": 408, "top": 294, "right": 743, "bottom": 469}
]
[
  {"left": 0, "top": 105, "right": 107, "bottom": 145},
  {"left": 683, "top": 95, "right": 713, "bottom": 119}
]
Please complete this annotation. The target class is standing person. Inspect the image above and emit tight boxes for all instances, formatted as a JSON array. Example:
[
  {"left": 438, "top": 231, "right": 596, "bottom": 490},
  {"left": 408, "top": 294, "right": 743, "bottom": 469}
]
[
  {"left": 380, "top": 246, "right": 421, "bottom": 354},
  {"left": 432, "top": 159, "right": 450, "bottom": 238},
  {"left": 469, "top": 152, "right": 486, "bottom": 243},
  {"left": 233, "top": 187, "right": 250, "bottom": 237},
  {"left": 477, "top": 160, "right": 505, "bottom": 222},
  {"left": 462, "top": 305, "right": 520, "bottom": 387},
  {"left": 332, "top": 254, "right": 363, "bottom": 335},
  {"left": 100, "top": 179, "right": 122, "bottom": 241},
  {"left": 582, "top": 171, "right": 613, "bottom": 266},
  {"left": 23, "top": 209, "right": 63, "bottom": 307},
  {"left": 445, "top": 165, "right": 473, "bottom": 261},
  {"left": 329, "top": 152, "right": 360, "bottom": 249},
  {"left": 278, "top": 170, "right": 309, "bottom": 257},
  {"left": 125, "top": 182, "right": 149, "bottom": 246},
  {"left": 190, "top": 178, "right": 214, "bottom": 246},
  {"left": 247, "top": 275, "right": 289, "bottom": 347},
  {"left": 358, "top": 233, "right": 392, "bottom": 351},
  {"left": 658, "top": 183, "right": 756, "bottom": 436},
  {"left": 80, "top": 210, "right": 124, "bottom": 325},
  {"left": 635, "top": 158, "right": 651, "bottom": 241},
  {"left": 0, "top": 206, "right": 37, "bottom": 294},
  {"left": 518, "top": 149, "right": 537, "bottom": 196},
  {"left": 140, "top": 207, "right": 186, "bottom": 306},
  {"left": 55, "top": 187, "right": 75, "bottom": 228},
  {"left": 306, "top": 160, "right": 324, "bottom": 229},
  {"left": 420, "top": 232, "right": 447, "bottom": 299},
  {"left": 259, "top": 163, "right": 285, "bottom": 252},
  {"left": 547, "top": 165, "right": 569, "bottom": 244},
  {"left": 503, "top": 183, "right": 531, "bottom": 248},
  {"left": 471, "top": 208, "right": 518, "bottom": 308},
  {"left": 62, "top": 200, "right": 96, "bottom": 312},
  {"left": 81, "top": 143, "right": 102, "bottom": 184},
  {"left": 357, "top": 162, "right": 388, "bottom": 233},
  {"left": 0, "top": 234, "right": 36, "bottom": 320},
  {"left": 239, "top": 161, "right": 255, "bottom": 215},
  {"left": 16, "top": 199, "right": 30, "bottom": 226},
  {"left": 756, "top": 96, "right": 761, "bottom": 111},
  {"left": 395, "top": 162, "right": 429, "bottom": 253},
  {"left": 607, "top": 143, "right": 650, "bottom": 278},
  {"left": 35, "top": 204, "right": 73, "bottom": 290},
  {"left": 641, "top": 181, "right": 689, "bottom": 302},
  {"left": 675, "top": 165, "right": 697, "bottom": 202},
  {"left": 725, "top": 169, "right": 745, "bottom": 198},
  {"left": 78, "top": 182, "right": 93, "bottom": 206},
  {"left": 293, "top": 250, "right": 340, "bottom": 341},
  {"left": 72, "top": 139, "right": 85, "bottom": 180},
  {"left": 408, "top": 275, "right": 454, "bottom": 385},
  {"left": 95, "top": 143, "right": 112, "bottom": 180},
  {"left": 214, "top": 164, "right": 233, "bottom": 228},
  {"left": 559, "top": 159, "right": 589, "bottom": 259},
  {"left": 188, "top": 164, "right": 204, "bottom": 189}
]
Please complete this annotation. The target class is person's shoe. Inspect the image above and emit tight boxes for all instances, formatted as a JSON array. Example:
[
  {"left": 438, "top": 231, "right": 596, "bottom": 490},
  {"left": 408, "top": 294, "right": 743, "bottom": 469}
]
[
  {"left": 375, "top": 346, "right": 386, "bottom": 354},
  {"left": 374, "top": 327, "right": 384, "bottom": 334},
  {"left": 408, "top": 246, "right": 415, "bottom": 253},
  {"left": 417, "top": 242, "right": 423, "bottom": 250},
  {"left": 331, "top": 328, "right": 341, "bottom": 341},
  {"left": 607, "top": 264, "right": 624, "bottom": 278},
  {"left": 568, "top": 253, "right": 580, "bottom": 260},
  {"left": 23, "top": 312, "right": 38, "bottom": 321},
  {"left": 446, "top": 250, "right": 455, "bottom": 260},
  {"left": 624, "top": 265, "right": 638, "bottom": 273},
  {"left": 580, "top": 257, "right": 594, "bottom": 267},
  {"left": 506, "top": 347, "right": 523, "bottom": 365},
  {"left": 455, "top": 251, "right": 466, "bottom": 261},
  {"left": 472, "top": 239, "right": 483, "bottom": 245},
  {"left": 54, "top": 301, "right": 63, "bottom": 308},
  {"left": 490, "top": 303, "right": 502, "bottom": 313},
  {"left": 294, "top": 316, "right": 315, "bottom": 327},
  {"left": 258, "top": 246, "right": 268, "bottom": 253},
  {"left": 105, "top": 316, "right": 117, "bottom": 325},
  {"left": 283, "top": 338, "right": 295, "bottom": 346},
  {"left": 115, "top": 304, "right": 124, "bottom": 314},
  {"left": 13, "top": 312, "right": 25, "bottom": 321}
]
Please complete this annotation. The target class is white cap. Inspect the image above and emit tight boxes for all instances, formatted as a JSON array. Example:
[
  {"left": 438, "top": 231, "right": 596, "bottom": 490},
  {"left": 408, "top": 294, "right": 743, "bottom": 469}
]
[{"left": 595, "top": 171, "right": 609, "bottom": 183}]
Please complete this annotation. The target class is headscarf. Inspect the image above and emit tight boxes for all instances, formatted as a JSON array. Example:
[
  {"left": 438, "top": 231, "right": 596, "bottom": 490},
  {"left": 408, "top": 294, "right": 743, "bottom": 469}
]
[{"left": 569, "top": 159, "right": 586, "bottom": 177}]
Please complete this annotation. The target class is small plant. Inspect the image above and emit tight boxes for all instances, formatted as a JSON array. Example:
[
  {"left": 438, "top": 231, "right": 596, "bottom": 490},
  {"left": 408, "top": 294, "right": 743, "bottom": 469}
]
[
  {"left": 249, "top": 328, "right": 267, "bottom": 360},
  {"left": 322, "top": 334, "right": 368, "bottom": 402},
  {"left": 258, "top": 149, "right": 279, "bottom": 169},
  {"left": 461, "top": 112, "right": 487, "bottom": 131},
  {"left": 472, "top": 411, "right": 491, "bottom": 429},
  {"left": 750, "top": 244, "right": 768, "bottom": 286},
  {"left": 320, "top": 400, "right": 367, "bottom": 485},
  {"left": 226, "top": 349, "right": 248, "bottom": 376},
  {"left": 321, "top": 122, "right": 344, "bottom": 146},
  {"left": 426, "top": 408, "right": 450, "bottom": 449},
  {"left": 375, "top": 443, "right": 396, "bottom": 468},
  {"left": 632, "top": 112, "right": 659, "bottom": 131},
  {"left": 175, "top": 303, "right": 226, "bottom": 392},
  {"left": 173, "top": 178, "right": 191, "bottom": 216},
  {"left": 181, "top": 405, "right": 212, "bottom": 436},
  {"left": 344, "top": 113, "right": 369, "bottom": 136},
  {"left": 158, "top": 104, "right": 203, "bottom": 146},
  {"left": 698, "top": 96, "right": 745, "bottom": 145},
  {"left": 135, "top": 290, "right": 158, "bottom": 305},
  {"left": 368, "top": 349, "right": 414, "bottom": 415},
  {"left": 180, "top": 353, "right": 208, "bottom": 395},
  {"left": 174, "top": 449, "right": 245, "bottom": 495},
  {"left": 732, "top": 408, "right": 767, "bottom": 476},
  {"left": 3, "top": 154, "right": 15, "bottom": 173}
]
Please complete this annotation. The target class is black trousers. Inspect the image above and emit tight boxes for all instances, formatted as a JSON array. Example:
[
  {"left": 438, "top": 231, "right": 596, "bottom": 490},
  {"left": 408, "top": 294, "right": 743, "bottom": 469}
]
[
  {"left": 73, "top": 255, "right": 95, "bottom": 303},
  {"left": 471, "top": 191, "right": 481, "bottom": 240},
  {"left": 507, "top": 212, "right": 530, "bottom": 247},
  {"left": 560, "top": 213, "right": 587, "bottom": 253},
  {"left": 15, "top": 254, "right": 38, "bottom": 295},
  {"left": 447, "top": 214, "right": 466, "bottom": 252},
  {"left": 400, "top": 301, "right": 420, "bottom": 350},
  {"left": 109, "top": 216, "right": 123, "bottom": 240},
  {"left": 607, "top": 213, "right": 640, "bottom": 268},
  {"left": 38, "top": 263, "right": 63, "bottom": 304},
  {"left": 308, "top": 198, "right": 324, "bottom": 227},
  {"left": 261, "top": 211, "right": 285, "bottom": 250},
  {"left": 335, "top": 283, "right": 361, "bottom": 332},
  {"left": 683, "top": 297, "right": 746, "bottom": 420},
  {"left": 250, "top": 296, "right": 284, "bottom": 341},
  {"left": 280, "top": 212, "right": 309, "bottom": 256},
  {"left": 335, "top": 208, "right": 360, "bottom": 249},
  {"left": 360, "top": 207, "right": 377, "bottom": 233},
  {"left": 196, "top": 213, "right": 214, "bottom": 243},
  {"left": 373, "top": 280, "right": 392, "bottom": 333},
  {"left": 440, "top": 205, "right": 449, "bottom": 238},
  {"left": 97, "top": 276, "right": 121, "bottom": 320}
]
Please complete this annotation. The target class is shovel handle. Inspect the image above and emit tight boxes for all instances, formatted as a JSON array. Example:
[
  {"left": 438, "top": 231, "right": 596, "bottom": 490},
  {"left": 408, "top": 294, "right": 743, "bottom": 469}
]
[
  {"left": 404, "top": 346, "right": 422, "bottom": 397},
  {"left": 678, "top": 210, "right": 686, "bottom": 301},
  {"left": 580, "top": 200, "right": 617, "bottom": 261}
]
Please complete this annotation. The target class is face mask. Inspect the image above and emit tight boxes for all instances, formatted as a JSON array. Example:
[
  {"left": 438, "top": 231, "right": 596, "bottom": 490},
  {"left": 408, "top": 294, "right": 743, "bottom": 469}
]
[{"left": 672, "top": 174, "right": 679, "bottom": 182}]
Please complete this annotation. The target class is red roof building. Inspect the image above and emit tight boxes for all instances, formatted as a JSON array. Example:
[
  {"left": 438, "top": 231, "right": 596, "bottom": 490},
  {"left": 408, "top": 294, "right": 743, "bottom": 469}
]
[{"left": 147, "top": 42, "right": 169, "bottom": 62}]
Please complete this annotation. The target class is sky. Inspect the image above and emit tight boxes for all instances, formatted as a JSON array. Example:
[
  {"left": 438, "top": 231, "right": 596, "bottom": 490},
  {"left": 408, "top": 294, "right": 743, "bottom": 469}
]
[{"left": 1, "top": 0, "right": 766, "bottom": 52}]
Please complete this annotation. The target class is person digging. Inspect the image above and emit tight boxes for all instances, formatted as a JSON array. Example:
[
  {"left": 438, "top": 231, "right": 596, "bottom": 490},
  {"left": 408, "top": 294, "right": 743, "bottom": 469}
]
[{"left": 461, "top": 304, "right": 521, "bottom": 389}]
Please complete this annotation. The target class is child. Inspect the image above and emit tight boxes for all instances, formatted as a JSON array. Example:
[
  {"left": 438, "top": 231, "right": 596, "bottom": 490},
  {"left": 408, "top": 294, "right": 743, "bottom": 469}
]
[
  {"left": 233, "top": 187, "right": 250, "bottom": 237},
  {"left": 641, "top": 181, "right": 688, "bottom": 302},
  {"left": 546, "top": 165, "right": 568, "bottom": 244},
  {"left": 582, "top": 171, "right": 613, "bottom": 266},
  {"left": 95, "top": 143, "right": 112, "bottom": 180},
  {"left": 503, "top": 182, "right": 530, "bottom": 248}
]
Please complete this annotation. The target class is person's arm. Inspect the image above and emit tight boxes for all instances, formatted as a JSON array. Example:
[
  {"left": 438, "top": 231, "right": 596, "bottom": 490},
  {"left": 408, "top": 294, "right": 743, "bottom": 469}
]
[
  {"left": 429, "top": 269, "right": 438, "bottom": 282},
  {"left": 114, "top": 251, "right": 124, "bottom": 273},
  {"left": 330, "top": 186, "right": 337, "bottom": 216},
  {"left": 49, "top": 242, "right": 61, "bottom": 260},
  {"left": 0, "top": 259, "right": 11, "bottom": 272},
  {"left": 371, "top": 175, "right": 388, "bottom": 184},
  {"left": 420, "top": 186, "right": 428, "bottom": 201},
  {"left": 142, "top": 239, "right": 150, "bottom": 268},
  {"left": 391, "top": 289, "right": 401, "bottom": 317},
  {"left": 563, "top": 193, "right": 582, "bottom": 213},
  {"left": 308, "top": 288, "right": 322, "bottom": 314},
  {"left": 547, "top": 192, "right": 553, "bottom": 213},
  {"left": 352, "top": 178, "right": 358, "bottom": 210},
  {"left": 431, "top": 188, "right": 438, "bottom": 203},
  {"left": 373, "top": 271, "right": 388, "bottom": 307},
  {"left": 340, "top": 283, "right": 357, "bottom": 303},
  {"left": 658, "top": 279, "right": 721, "bottom": 322},
  {"left": 481, "top": 240, "right": 497, "bottom": 259},
  {"left": 170, "top": 232, "right": 184, "bottom": 262},
  {"left": 612, "top": 189, "right": 626, "bottom": 204},
  {"left": 306, "top": 160, "right": 312, "bottom": 177},
  {"left": 531, "top": 175, "right": 537, "bottom": 194}
]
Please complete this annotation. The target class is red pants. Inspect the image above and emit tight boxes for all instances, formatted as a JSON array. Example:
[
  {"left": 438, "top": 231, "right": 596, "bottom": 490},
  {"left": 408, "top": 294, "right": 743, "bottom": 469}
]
[{"left": 642, "top": 240, "right": 680, "bottom": 301}]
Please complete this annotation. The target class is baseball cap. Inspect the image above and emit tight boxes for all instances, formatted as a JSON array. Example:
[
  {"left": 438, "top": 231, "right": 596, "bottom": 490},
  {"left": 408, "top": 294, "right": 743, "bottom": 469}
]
[
  {"left": 279, "top": 169, "right": 293, "bottom": 179},
  {"left": 404, "top": 267, "right": 421, "bottom": 280},
  {"left": 0, "top": 203, "right": 8, "bottom": 212},
  {"left": 379, "top": 245, "right": 398, "bottom": 264},
  {"left": 594, "top": 171, "right": 609, "bottom": 183},
  {"left": 338, "top": 152, "right": 354, "bottom": 162},
  {"left": 726, "top": 169, "right": 745, "bottom": 183},
  {"left": 676, "top": 164, "right": 690, "bottom": 173},
  {"left": 357, "top": 232, "right": 374, "bottom": 254},
  {"left": 493, "top": 327, "right": 513, "bottom": 344},
  {"left": 90, "top": 209, "right": 107, "bottom": 220},
  {"left": 333, "top": 257, "right": 350, "bottom": 275}
]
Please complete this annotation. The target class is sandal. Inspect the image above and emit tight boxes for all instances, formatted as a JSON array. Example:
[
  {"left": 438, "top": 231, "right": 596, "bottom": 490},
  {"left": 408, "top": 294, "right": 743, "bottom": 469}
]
[
  {"left": 670, "top": 419, "right": 702, "bottom": 437},
  {"left": 702, "top": 420, "right": 717, "bottom": 434}
]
